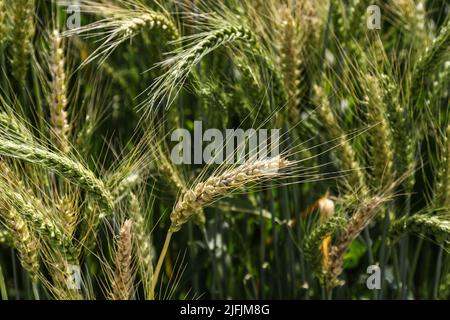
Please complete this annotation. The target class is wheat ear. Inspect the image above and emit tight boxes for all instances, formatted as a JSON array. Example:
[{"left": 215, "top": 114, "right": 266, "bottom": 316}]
[
  {"left": 0, "top": 0, "right": 6, "bottom": 46},
  {"left": 389, "top": 214, "right": 450, "bottom": 247},
  {"left": 49, "top": 29, "right": 70, "bottom": 154},
  {"left": 1, "top": 207, "right": 39, "bottom": 282},
  {"left": 150, "top": 156, "right": 291, "bottom": 299},
  {"left": 326, "top": 196, "right": 386, "bottom": 287},
  {"left": 170, "top": 156, "right": 290, "bottom": 232},
  {"left": 313, "top": 84, "right": 366, "bottom": 192},
  {"left": 10, "top": 0, "right": 35, "bottom": 83},
  {"left": 129, "top": 193, "right": 153, "bottom": 279},
  {"left": 435, "top": 125, "right": 450, "bottom": 207},
  {"left": 0, "top": 139, "right": 113, "bottom": 211},
  {"left": 278, "top": 5, "right": 302, "bottom": 120},
  {"left": 111, "top": 220, "right": 133, "bottom": 300}
]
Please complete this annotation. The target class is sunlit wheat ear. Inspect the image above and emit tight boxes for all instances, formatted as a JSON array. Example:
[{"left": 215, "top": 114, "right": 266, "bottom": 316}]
[
  {"left": 326, "top": 195, "right": 388, "bottom": 288},
  {"left": 49, "top": 29, "right": 71, "bottom": 154},
  {"left": 170, "top": 156, "right": 291, "bottom": 232},
  {"left": 9, "top": 0, "right": 35, "bottom": 83},
  {"left": 111, "top": 219, "right": 134, "bottom": 300},
  {"left": 61, "top": 1, "right": 178, "bottom": 67},
  {"left": 388, "top": 0, "right": 429, "bottom": 45},
  {"left": 389, "top": 213, "right": 450, "bottom": 248},
  {"left": 0, "top": 136, "right": 113, "bottom": 211}
]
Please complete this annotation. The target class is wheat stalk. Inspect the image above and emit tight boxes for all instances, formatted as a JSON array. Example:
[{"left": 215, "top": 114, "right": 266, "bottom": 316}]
[
  {"left": 0, "top": 0, "right": 6, "bottom": 46},
  {"left": 111, "top": 219, "right": 133, "bottom": 300}
]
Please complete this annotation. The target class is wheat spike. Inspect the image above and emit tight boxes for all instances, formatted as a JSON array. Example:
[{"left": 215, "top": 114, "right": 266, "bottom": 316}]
[
  {"left": 170, "top": 156, "right": 290, "bottom": 232},
  {"left": 0, "top": 138, "right": 113, "bottom": 211},
  {"left": 326, "top": 196, "right": 386, "bottom": 287},
  {"left": 10, "top": 0, "right": 35, "bottom": 83},
  {"left": 49, "top": 29, "right": 71, "bottom": 154},
  {"left": 111, "top": 220, "right": 133, "bottom": 300}
]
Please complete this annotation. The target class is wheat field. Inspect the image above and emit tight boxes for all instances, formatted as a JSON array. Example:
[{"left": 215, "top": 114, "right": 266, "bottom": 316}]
[{"left": 0, "top": 0, "right": 449, "bottom": 300}]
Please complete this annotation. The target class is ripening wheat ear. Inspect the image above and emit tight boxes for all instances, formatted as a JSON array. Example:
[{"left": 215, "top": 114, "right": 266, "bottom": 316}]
[
  {"left": 128, "top": 193, "right": 153, "bottom": 296},
  {"left": 326, "top": 195, "right": 388, "bottom": 288},
  {"left": 61, "top": 1, "right": 179, "bottom": 67},
  {"left": 149, "top": 156, "right": 292, "bottom": 299},
  {"left": 49, "top": 29, "right": 71, "bottom": 154},
  {"left": 111, "top": 219, "right": 134, "bottom": 300},
  {"left": 382, "top": 74, "right": 415, "bottom": 192},
  {"left": 9, "top": 0, "right": 35, "bottom": 83},
  {"left": 170, "top": 156, "right": 292, "bottom": 232}
]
